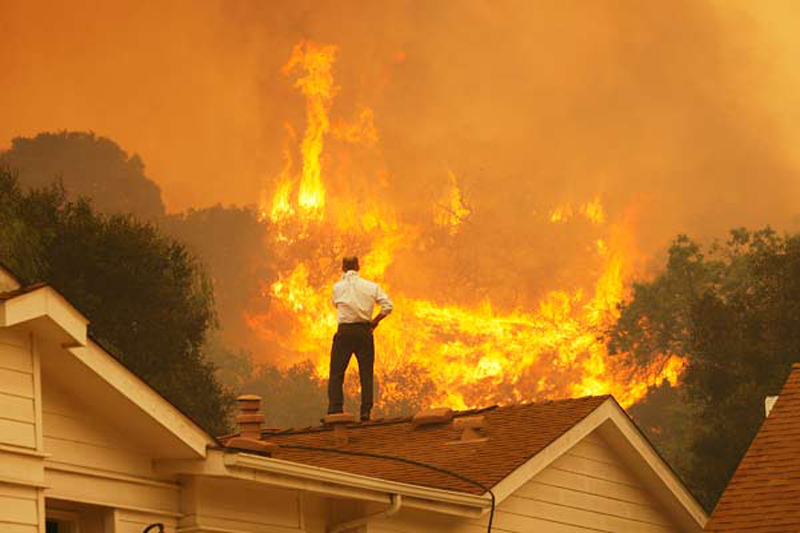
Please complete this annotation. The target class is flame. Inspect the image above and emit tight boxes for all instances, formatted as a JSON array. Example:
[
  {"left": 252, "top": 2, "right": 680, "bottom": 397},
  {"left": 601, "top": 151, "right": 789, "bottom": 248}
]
[
  {"left": 269, "top": 41, "right": 339, "bottom": 223},
  {"left": 435, "top": 170, "right": 471, "bottom": 234},
  {"left": 250, "top": 42, "right": 684, "bottom": 413}
]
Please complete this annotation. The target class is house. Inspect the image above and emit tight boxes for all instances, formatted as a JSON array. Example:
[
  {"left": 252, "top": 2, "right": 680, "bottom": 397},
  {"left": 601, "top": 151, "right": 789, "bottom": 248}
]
[
  {"left": 0, "top": 265, "right": 707, "bottom": 533},
  {"left": 705, "top": 363, "right": 800, "bottom": 532}
]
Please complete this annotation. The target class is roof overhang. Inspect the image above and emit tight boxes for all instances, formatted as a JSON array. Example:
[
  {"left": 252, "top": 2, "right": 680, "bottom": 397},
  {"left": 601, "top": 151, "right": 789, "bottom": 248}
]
[
  {"left": 490, "top": 397, "right": 708, "bottom": 531},
  {"left": 155, "top": 448, "right": 491, "bottom": 518},
  {"left": 0, "top": 284, "right": 215, "bottom": 459},
  {"left": 0, "top": 285, "right": 87, "bottom": 346}
]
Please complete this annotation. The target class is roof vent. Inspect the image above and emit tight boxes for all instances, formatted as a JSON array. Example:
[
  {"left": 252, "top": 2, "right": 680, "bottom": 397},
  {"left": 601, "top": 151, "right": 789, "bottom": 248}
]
[
  {"left": 226, "top": 394, "right": 278, "bottom": 455},
  {"left": 450, "top": 415, "right": 487, "bottom": 443},
  {"left": 765, "top": 395, "right": 779, "bottom": 417},
  {"left": 412, "top": 407, "right": 454, "bottom": 427},
  {"left": 323, "top": 413, "right": 356, "bottom": 446},
  {"left": 235, "top": 394, "right": 265, "bottom": 439}
]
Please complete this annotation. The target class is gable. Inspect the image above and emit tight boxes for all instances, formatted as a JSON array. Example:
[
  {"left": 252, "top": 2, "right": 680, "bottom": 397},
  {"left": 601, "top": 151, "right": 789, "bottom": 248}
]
[
  {"left": 506, "top": 429, "right": 682, "bottom": 532},
  {"left": 41, "top": 372, "right": 163, "bottom": 478},
  {"left": 366, "top": 429, "right": 684, "bottom": 533},
  {"left": 39, "top": 336, "right": 212, "bottom": 460}
]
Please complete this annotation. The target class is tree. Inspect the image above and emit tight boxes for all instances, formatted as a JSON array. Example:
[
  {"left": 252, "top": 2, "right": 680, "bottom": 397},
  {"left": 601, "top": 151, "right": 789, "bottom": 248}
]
[
  {"left": 159, "top": 205, "right": 274, "bottom": 345},
  {"left": 608, "top": 228, "right": 800, "bottom": 509},
  {"left": 0, "top": 131, "right": 165, "bottom": 218},
  {"left": 0, "top": 167, "right": 231, "bottom": 434}
]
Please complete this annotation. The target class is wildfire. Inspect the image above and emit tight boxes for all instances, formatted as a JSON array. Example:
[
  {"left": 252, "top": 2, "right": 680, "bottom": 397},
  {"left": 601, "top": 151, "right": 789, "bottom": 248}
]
[{"left": 249, "top": 41, "right": 684, "bottom": 414}]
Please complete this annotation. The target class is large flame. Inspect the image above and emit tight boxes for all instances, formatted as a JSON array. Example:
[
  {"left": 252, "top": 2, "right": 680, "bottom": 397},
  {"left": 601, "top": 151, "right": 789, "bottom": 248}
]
[{"left": 249, "top": 41, "right": 683, "bottom": 413}]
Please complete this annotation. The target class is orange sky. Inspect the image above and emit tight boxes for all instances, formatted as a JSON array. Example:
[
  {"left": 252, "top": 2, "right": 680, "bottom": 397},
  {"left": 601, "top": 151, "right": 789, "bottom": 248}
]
[{"left": 1, "top": 0, "right": 799, "bottom": 239}]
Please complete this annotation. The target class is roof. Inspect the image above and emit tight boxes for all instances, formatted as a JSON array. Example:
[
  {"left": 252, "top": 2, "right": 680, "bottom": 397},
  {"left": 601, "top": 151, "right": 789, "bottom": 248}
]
[
  {"left": 243, "top": 395, "right": 609, "bottom": 495},
  {"left": 706, "top": 363, "right": 800, "bottom": 532}
]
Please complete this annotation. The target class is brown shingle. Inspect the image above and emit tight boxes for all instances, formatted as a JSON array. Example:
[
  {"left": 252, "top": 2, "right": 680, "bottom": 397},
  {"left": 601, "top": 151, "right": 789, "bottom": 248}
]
[
  {"left": 224, "top": 395, "right": 608, "bottom": 494},
  {"left": 706, "top": 363, "right": 800, "bottom": 532}
]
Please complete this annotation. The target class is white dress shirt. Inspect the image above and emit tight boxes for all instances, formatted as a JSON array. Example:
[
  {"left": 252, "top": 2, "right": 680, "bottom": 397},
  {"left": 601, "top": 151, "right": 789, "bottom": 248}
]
[{"left": 332, "top": 270, "right": 393, "bottom": 324}]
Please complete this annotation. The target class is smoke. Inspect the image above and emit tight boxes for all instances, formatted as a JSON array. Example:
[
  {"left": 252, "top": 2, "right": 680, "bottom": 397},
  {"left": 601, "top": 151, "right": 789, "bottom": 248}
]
[{"left": 2, "top": 1, "right": 800, "bottom": 348}]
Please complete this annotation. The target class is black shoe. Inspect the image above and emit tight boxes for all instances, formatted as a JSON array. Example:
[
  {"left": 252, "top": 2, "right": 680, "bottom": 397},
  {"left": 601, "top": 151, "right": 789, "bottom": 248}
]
[{"left": 360, "top": 415, "right": 370, "bottom": 422}]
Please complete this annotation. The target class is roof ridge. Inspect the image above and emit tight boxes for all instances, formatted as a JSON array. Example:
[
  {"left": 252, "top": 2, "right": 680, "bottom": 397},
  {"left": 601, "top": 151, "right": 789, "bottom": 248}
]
[{"left": 258, "top": 395, "right": 611, "bottom": 437}]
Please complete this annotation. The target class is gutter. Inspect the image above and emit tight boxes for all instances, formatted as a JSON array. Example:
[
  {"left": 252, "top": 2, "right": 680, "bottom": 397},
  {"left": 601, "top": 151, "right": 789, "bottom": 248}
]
[
  {"left": 330, "top": 494, "right": 402, "bottom": 533},
  {"left": 221, "top": 451, "right": 489, "bottom": 517}
]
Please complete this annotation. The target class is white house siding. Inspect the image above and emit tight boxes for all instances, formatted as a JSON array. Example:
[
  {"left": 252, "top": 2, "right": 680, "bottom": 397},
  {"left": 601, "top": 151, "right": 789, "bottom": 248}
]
[
  {"left": 179, "top": 476, "right": 304, "bottom": 532},
  {"left": 0, "top": 329, "right": 38, "bottom": 450},
  {"left": 0, "top": 328, "right": 45, "bottom": 533},
  {"left": 39, "top": 362, "right": 181, "bottom": 525},
  {"left": 369, "top": 432, "right": 680, "bottom": 533},
  {"left": 0, "top": 483, "right": 41, "bottom": 533}
]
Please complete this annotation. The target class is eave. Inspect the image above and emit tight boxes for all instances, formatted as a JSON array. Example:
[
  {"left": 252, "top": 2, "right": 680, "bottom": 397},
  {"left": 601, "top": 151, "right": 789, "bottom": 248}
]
[{"left": 156, "top": 448, "right": 491, "bottom": 518}]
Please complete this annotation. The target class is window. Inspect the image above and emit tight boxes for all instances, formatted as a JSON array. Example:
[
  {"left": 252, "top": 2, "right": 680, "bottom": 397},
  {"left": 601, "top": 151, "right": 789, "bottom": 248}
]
[{"left": 45, "top": 510, "right": 78, "bottom": 533}]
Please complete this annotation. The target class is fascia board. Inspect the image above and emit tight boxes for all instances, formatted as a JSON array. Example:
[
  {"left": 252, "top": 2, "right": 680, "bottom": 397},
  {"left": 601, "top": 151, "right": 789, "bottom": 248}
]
[
  {"left": 66, "top": 341, "right": 215, "bottom": 458},
  {"left": 602, "top": 399, "right": 708, "bottom": 530},
  {"left": 158, "top": 449, "right": 488, "bottom": 517},
  {"left": 0, "top": 286, "right": 87, "bottom": 346}
]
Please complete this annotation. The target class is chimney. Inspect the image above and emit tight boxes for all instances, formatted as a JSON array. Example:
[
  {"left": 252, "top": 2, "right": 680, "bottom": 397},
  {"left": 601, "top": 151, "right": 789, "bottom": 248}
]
[
  {"left": 451, "top": 415, "right": 487, "bottom": 443},
  {"left": 236, "top": 394, "right": 265, "bottom": 439},
  {"left": 323, "top": 413, "right": 356, "bottom": 446},
  {"left": 765, "top": 395, "right": 779, "bottom": 417}
]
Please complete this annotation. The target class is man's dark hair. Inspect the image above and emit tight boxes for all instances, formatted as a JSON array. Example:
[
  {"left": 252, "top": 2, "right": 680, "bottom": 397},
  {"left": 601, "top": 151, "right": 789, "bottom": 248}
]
[{"left": 342, "top": 256, "right": 359, "bottom": 272}]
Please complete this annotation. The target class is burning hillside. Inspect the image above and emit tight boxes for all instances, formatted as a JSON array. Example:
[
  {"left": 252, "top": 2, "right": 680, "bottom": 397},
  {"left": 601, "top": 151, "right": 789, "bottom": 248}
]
[{"left": 245, "top": 41, "right": 683, "bottom": 412}]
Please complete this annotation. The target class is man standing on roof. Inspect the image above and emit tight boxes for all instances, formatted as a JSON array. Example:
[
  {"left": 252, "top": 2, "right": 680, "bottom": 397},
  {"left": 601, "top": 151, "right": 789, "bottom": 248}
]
[{"left": 328, "top": 256, "right": 393, "bottom": 422}]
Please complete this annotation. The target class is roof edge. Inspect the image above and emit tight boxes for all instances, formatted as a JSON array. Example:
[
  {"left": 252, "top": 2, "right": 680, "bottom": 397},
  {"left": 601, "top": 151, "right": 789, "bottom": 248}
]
[
  {"left": 490, "top": 396, "right": 614, "bottom": 504},
  {"left": 603, "top": 399, "right": 708, "bottom": 531},
  {"left": 225, "top": 450, "right": 490, "bottom": 516}
]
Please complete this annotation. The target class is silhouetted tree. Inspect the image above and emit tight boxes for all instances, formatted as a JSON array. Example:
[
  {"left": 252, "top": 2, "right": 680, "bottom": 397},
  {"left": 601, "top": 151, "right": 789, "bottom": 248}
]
[
  {"left": 0, "top": 168, "right": 231, "bottom": 434},
  {"left": 609, "top": 228, "right": 800, "bottom": 509},
  {"left": 0, "top": 131, "right": 165, "bottom": 217}
]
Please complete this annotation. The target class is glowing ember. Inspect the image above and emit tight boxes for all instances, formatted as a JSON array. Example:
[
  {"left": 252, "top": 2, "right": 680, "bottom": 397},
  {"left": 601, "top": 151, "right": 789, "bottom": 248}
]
[{"left": 248, "top": 41, "right": 684, "bottom": 413}]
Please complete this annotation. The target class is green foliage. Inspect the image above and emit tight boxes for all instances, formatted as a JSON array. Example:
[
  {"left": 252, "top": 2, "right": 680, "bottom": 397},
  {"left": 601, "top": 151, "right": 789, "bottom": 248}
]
[
  {"left": 0, "top": 167, "right": 232, "bottom": 435},
  {"left": 159, "top": 205, "right": 274, "bottom": 343},
  {"left": 0, "top": 131, "right": 165, "bottom": 217},
  {"left": 609, "top": 228, "right": 800, "bottom": 509}
]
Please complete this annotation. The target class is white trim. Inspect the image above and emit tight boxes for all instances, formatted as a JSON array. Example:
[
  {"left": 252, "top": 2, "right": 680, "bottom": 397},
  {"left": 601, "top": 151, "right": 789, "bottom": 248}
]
[
  {"left": 603, "top": 400, "right": 708, "bottom": 530},
  {"left": 0, "top": 443, "right": 50, "bottom": 458},
  {"left": 43, "top": 491, "right": 183, "bottom": 519},
  {"left": 491, "top": 399, "right": 615, "bottom": 504},
  {"left": 0, "top": 286, "right": 88, "bottom": 346},
  {"left": 0, "top": 474, "right": 49, "bottom": 488},
  {"left": 66, "top": 341, "right": 215, "bottom": 458},
  {"left": 31, "top": 332, "right": 44, "bottom": 452},
  {"left": 45, "top": 461, "right": 180, "bottom": 490},
  {"left": 226, "top": 452, "right": 490, "bottom": 511},
  {"left": 157, "top": 449, "right": 487, "bottom": 518}
]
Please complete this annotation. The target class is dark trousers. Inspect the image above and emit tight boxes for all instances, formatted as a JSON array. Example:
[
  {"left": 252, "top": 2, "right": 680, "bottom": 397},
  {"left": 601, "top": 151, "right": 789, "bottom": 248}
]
[{"left": 327, "top": 323, "right": 374, "bottom": 418}]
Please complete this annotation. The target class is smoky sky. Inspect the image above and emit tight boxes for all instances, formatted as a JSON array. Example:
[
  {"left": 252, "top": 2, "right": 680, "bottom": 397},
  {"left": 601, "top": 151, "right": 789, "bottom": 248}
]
[{"left": 2, "top": 0, "right": 799, "bottom": 291}]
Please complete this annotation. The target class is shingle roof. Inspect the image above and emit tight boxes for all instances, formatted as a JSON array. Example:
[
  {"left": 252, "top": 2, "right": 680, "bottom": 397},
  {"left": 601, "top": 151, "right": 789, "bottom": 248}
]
[
  {"left": 228, "top": 395, "right": 609, "bottom": 495},
  {"left": 706, "top": 363, "right": 800, "bottom": 532}
]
